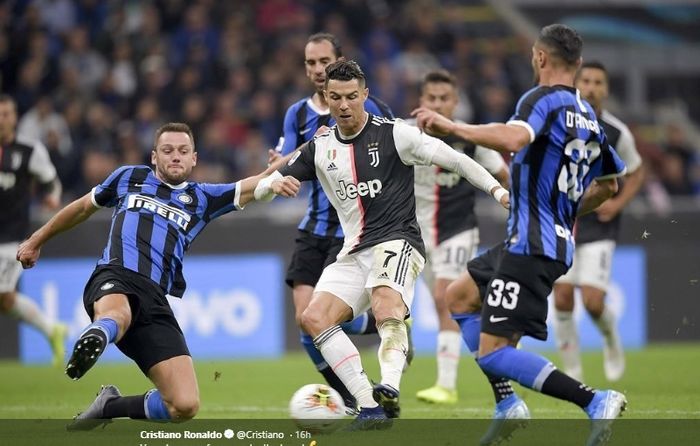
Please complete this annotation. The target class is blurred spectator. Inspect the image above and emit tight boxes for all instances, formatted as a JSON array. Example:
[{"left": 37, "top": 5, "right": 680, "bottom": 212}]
[
  {"left": 17, "top": 96, "right": 72, "bottom": 155},
  {"left": 36, "top": 0, "right": 77, "bottom": 36},
  {"left": 660, "top": 124, "right": 698, "bottom": 196},
  {"left": 59, "top": 26, "right": 107, "bottom": 92},
  {"left": 1, "top": 0, "right": 695, "bottom": 205}
]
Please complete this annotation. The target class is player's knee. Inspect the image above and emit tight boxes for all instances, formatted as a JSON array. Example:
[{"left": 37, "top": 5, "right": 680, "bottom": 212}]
[
  {"left": 0, "top": 292, "right": 15, "bottom": 313},
  {"left": 299, "top": 307, "right": 324, "bottom": 335},
  {"left": 446, "top": 279, "right": 480, "bottom": 314},
  {"left": 371, "top": 288, "right": 404, "bottom": 322},
  {"left": 583, "top": 299, "right": 604, "bottom": 319},
  {"left": 169, "top": 396, "right": 200, "bottom": 420}
]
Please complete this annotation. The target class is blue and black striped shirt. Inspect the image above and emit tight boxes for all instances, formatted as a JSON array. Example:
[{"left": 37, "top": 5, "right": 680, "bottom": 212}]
[
  {"left": 91, "top": 165, "right": 241, "bottom": 297},
  {"left": 276, "top": 95, "right": 393, "bottom": 238},
  {"left": 505, "top": 85, "right": 626, "bottom": 267}
]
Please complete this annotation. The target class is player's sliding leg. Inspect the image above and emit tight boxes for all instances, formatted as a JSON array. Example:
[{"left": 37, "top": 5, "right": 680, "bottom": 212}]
[
  {"left": 553, "top": 281, "right": 584, "bottom": 381},
  {"left": 446, "top": 271, "right": 529, "bottom": 445},
  {"left": 66, "top": 293, "right": 131, "bottom": 380},
  {"left": 68, "top": 355, "right": 198, "bottom": 430},
  {"left": 0, "top": 291, "right": 68, "bottom": 366},
  {"left": 477, "top": 334, "right": 626, "bottom": 446},
  {"left": 581, "top": 285, "right": 625, "bottom": 382},
  {"left": 452, "top": 312, "right": 529, "bottom": 446}
]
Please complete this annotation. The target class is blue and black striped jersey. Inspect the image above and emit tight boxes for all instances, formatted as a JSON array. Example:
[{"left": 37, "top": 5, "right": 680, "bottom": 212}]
[
  {"left": 505, "top": 85, "right": 626, "bottom": 267},
  {"left": 276, "top": 95, "right": 393, "bottom": 238},
  {"left": 91, "top": 165, "right": 242, "bottom": 298}
]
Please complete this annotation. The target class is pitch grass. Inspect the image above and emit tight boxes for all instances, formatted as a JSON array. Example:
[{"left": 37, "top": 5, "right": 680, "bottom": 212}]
[{"left": 0, "top": 343, "right": 698, "bottom": 419}]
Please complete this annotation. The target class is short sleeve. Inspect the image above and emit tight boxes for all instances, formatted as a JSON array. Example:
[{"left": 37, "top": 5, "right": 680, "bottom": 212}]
[
  {"left": 393, "top": 120, "right": 441, "bottom": 166},
  {"left": 276, "top": 104, "right": 300, "bottom": 156},
  {"left": 27, "top": 141, "right": 57, "bottom": 184},
  {"left": 91, "top": 166, "right": 133, "bottom": 208},
  {"left": 279, "top": 141, "right": 317, "bottom": 181},
  {"left": 365, "top": 95, "right": 395, "bottom": 119},
  {"left": 474, "top": 145, "right": 507, "bottom": 174},
  {"left": 592, "top": 133, "right": 627, "bottom": 180},
  {"left": 507, "top": 87, "right": 550, "bottom": 143},
  {"left": 613, "top": 125, "right": 642, "bottom": 174},
  {"left": 200, "top": 182, "right": 239, "bottom": 220}
]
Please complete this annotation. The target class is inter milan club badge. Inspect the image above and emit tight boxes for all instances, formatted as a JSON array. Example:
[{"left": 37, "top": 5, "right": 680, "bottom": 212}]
[{"left": 178, "top": 194, "right": 193, "bottom": 204}]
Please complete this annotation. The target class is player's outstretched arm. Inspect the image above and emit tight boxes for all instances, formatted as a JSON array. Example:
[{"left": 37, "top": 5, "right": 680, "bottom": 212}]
[
  {"left": 411, "top": 107, "right": 530, "bottom": 154},
  {"left": 430, "top": 140, "right": 510, "bottom": 209},
  {"left": 577, "top": 178, "right": 619, "bottom": 216},
  {"left": 237, "top": 171, "right": 301, "bottom": 207},
  {"left": 17, "top": 192, "right": 99, "bottom": 269}
]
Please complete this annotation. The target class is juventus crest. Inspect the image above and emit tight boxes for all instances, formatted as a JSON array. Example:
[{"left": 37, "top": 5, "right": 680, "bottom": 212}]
[{"left": 368, "top": 142, "right": 380, "bottom": 167}]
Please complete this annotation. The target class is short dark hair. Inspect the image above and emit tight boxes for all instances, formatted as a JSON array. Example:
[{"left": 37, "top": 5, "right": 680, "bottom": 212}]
[
  {"left": 0, "top": 94, "right": 16, "bottom": 109},
  {"left": 537, "top": 24, "right": 583, "bottom": 67},
  {"left": 153, "top": 122, "right": 195, "bottom": 151},
  {"left": 577, "top": 60, "right": 608, "bottom": 81},
  {"left": 422, "top": 69, "right": 457, "bottom": 90},
  {"left": 307, "top": 32, "right": 342, "bottom": 58},
  {"left": 325, "top": 60, "right": 366, "bottom": 88}
]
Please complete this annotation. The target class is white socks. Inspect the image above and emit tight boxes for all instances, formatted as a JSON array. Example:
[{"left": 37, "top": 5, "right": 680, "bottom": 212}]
[
  {"left": 377, "top": 318, "right": 408, "bottom": 391},
  {"left": 436, "top": 330, "right": 462, "bottom": 390},
  {"left": 593, "top": 306, "right": 615, "bottom": 338},
  {"left": 553, "top": 309, "right": 582, "bottom": 381},
  {"left": 9, "top": 293, "right": 54, "bottom": 338},
  {"left": 314, "top": 325, "right": 377, "bottom": 408}
]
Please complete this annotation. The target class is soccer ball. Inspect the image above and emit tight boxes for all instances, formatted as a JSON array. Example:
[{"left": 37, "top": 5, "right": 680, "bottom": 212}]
[{"left": 289, "top": 384, "right": 346, "bottom": 433}]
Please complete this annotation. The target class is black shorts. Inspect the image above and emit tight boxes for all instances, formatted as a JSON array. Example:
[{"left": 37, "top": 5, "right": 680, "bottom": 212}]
[
  {"left": 83, "top": 265, "right": 190, "bottom": 375},
  {"left": 285, "top": 230, "right": 343, "bottom": 288},
  {"left": 467, "top": 243, "right": 568, "bottom": 341}
]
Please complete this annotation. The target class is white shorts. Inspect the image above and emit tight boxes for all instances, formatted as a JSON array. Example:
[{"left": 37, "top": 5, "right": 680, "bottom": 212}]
[
  {"left": 422, "top": 228, "right": 479, "bottom": 291},
  {"left": 315, "top": 239, "right": 425, "bottom": 318},
  {"left": 0, "top": 242, "right": 22, "bottom": 293},
  {"left": 556, "top": 239, "right": 616, "bottom": 291}
]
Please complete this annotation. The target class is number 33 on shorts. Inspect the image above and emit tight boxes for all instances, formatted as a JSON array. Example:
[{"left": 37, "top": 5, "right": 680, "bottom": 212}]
[{"left": 486, "top": 279, "right": 521, "bottom": 310}]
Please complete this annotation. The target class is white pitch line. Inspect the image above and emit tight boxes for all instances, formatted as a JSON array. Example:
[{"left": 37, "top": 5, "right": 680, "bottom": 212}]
[
  {"left": 201, "top": 405, "right": 700, "bottom": 417},
  {"left": 2, "top": 405, "right": 699, "bottom": 418}
]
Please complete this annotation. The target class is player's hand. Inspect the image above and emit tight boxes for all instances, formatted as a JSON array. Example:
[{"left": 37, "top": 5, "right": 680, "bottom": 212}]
[
  {"left": 499, "top": 190, "right": 510, "bottom": 210},
  {"left": 16, "top": 239, "right": 41, "bottom": 269},
  {"left": 411, "top": 107, "right": 455, "bottom": 136},
  {"left": 272, "top": 176, "right": 301, "bottom": 197},
  {"left": 267, "top": 149, "right": 282, "bottom": 166},
  {"left": 595, "top": 199, "right": 620, "bottom": 222},
  {"left": 315, "top": 125, "right": 331, "bottom": 136}
]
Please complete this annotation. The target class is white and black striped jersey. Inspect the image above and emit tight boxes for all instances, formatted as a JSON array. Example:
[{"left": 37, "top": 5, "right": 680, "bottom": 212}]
[
  {"left": 0, "top": 138, "right": 57, "bottom": 243},
  {"left": 280, "top": 114, "right": 453, "bottom": 259},
  {"left": 575, "top": 110, "right": 642, "bottom": 244},
  {"left": 410, "top": 119, "right": 506, "bottom": 247}
]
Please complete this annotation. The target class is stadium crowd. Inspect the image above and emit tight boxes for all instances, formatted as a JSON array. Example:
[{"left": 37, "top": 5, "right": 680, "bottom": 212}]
[{"left": 2, "top": 0, "right": 698, "bottom": 203}]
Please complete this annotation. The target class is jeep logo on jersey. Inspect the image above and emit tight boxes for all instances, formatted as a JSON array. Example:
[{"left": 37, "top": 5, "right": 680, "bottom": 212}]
[
  {"left": 127, "top": 194, "right": 191, "bottom": 230},
  {"left": 368, "top": 142, "right": 380, "bottom": 167},
  {"left": 335, "top": 179, "right": 382, "bottom": 200}
]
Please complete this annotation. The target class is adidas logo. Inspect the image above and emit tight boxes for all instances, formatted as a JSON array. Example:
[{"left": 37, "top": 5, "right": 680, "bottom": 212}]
[
  {"left": 327, "top": 162, "right": 338, "bottom": 171},
  {"left": 378, "top": 272, "right": 389, "bottom": 279}
]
